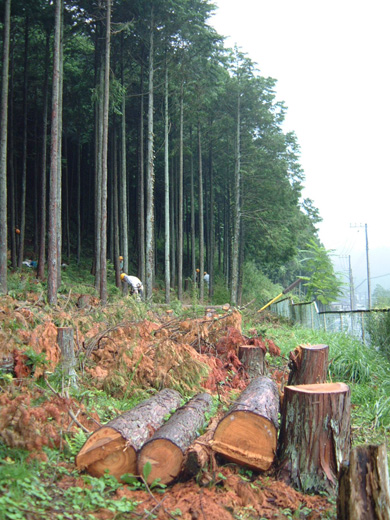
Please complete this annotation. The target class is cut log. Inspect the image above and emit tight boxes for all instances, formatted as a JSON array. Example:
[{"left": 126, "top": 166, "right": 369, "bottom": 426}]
[
  {"left": 238, "top": 345, "right": 265, "bottom": 379},
  {"left": 211, "top": 376, "right": 279, "bottom": 471},
  {"left": 57, "top": 327, "right": 78, "bottom": 388},
  {"left": 180, "top": 411, "right": 223, "bottom": 482},
  {"left": 75, "top": 388, "right": 182, "bottom": 480},
  {"left": 137, "top": 393, "right": 213, "bottom": 485},
  {"left": 338, "top": 443, "right": 390, "bottom": 520},
  {"left": 278, "top": 382, "right": 351, "bottom": 494},
  {"left": 287, "top": 344, "right": 329, "bottom": 386}
]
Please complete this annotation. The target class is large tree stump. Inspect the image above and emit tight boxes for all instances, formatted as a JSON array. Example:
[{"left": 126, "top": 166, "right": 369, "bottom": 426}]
[
  {"left": 75, "top": 389, "right": 182, "bottom": 480},
  {"left": 137, "top": 393, "right": 213, "bottom": 486},
  {"left": 238, "top": 345, "right": 265, "bottom": 379},
  {"left": 278, "top": 382, "right": 351, "bottom": 494},
  {"left": 338, "top": 443, "right": 390, "bottom": 520},
  {"left": 287, "top": 344, "right": 329, "bottom": 386},
  {"left": 211, "top": 376, "right": 279, "bottom": 471},
  {"left": 57, "top": 327, "right": 78, "bottom": 388}
]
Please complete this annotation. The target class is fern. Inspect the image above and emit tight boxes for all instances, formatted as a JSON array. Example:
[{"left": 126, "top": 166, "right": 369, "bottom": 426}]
[{"left": 65, "top": 429, "right": 88, "bottom": 457}]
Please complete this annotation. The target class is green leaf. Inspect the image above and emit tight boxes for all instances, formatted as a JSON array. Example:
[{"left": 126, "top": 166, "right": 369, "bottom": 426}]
[{"left": 142, "top": 461, "right": 152, "bottom": 481}]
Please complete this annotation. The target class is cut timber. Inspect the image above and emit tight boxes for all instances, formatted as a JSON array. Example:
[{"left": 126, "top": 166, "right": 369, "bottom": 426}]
[
  {"left": 75, "top": 388, "right": 181, "bottom": 480},
  {"left": 211, "top": 376, "right": 279, "bottom": 471},
  {"left": 338, "top": 443, "right": 390, "bottom": 520},
  {"left": 278, "top": 382, "right": 351, "bottom": 494},
  {"left": 180, "top": 411, "right": 223, "bottom": 482},
  {"left": 287, "top": 344, "right": 329, "bottom": 386},
  {"left": 137, "top": 393, "right": 213, "bottom": 486},
  {"left": 238, "top": 345, "right": 265, "bottom": 379}
]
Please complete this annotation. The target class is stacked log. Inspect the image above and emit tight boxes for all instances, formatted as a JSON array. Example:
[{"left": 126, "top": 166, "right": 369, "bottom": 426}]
[
  {"left": 238, "top": 345, "right": 265, "bottom": 379},
  {"left": 137, "top": 393, "right": 213, "bottom": 485},
  {"left": 75, "top": 389, "right": 182, "bottom": 480},
  {"left": 211, "top": 376, "right": 279, "bottom": 471}
]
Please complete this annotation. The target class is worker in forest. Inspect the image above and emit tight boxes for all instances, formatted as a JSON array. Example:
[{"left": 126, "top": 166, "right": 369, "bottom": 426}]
[
  {"left": 204, "top": 272, "right": 210, "bottom": 288},
  {"left": 119, "top": 256, "right": 124, "bottom": 271},
  {"left": 120, "top": 273, "right": 144, "bottom": 299}
]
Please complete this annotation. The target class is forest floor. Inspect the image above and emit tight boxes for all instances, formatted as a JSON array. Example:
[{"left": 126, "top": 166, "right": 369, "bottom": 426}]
[{"left": 0, "top": 285, "right": 337, "bottom": 520}]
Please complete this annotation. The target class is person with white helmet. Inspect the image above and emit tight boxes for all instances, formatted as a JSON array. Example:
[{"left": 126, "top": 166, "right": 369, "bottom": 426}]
[{"left": 120, "top": 273, "right": 144, "bottom": 299}]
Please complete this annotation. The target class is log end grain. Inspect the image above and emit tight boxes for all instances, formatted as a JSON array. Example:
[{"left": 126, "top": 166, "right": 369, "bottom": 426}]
[
  {"left": 138, "top": 439, "right": 184, "bottom": 485},
  {"left": 211, "top": 410, "right": 277, "bottom": 471},
  {"left": 75, "top": 426, "right": 137, "bottom": 480}
]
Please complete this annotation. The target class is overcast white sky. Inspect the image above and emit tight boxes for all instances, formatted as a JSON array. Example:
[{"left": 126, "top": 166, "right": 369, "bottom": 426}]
[{"left": 210, "top": 0, "right": 390, "bottom": 294}]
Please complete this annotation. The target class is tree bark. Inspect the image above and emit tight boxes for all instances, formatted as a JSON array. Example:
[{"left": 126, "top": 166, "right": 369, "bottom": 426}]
[
  {"left": 278, "top": 382, "right": 351, "bottom": 494},
  {"left": 180, "top": 411, "right": 223, "bottom": 482},
  {"left": 57, "top": 327, "right": 77, "bottom": 388},
  {"left": 164, "top": 63, "right": 170, "bottom": 303},
  {"left": 338, "top": 443, "right": 390, "bottom": 520},
  {"left": 198, "top": 121, "right": 205, "bottom": 301},
  {"left": 238, "top": 345, "right": 265, "bottom": 379},
  {"left": 230, "top": 80, "right": 241, "bottom": 306},
  {"left": 211, "top": 376, "right": 279, "bottom": 471},
  {"left": 177, "top": 82, "right": 184, "bottom": 301},
  {"left": 0, "top": 0, "right": 11, "bottom": 295},
  {"left": 76, "top": 389, "right": 182, "bottom": 480},
  {"left": 137, "top": 393, "right": 212, "bottom": 485},
  {"left": 145, "top": 8, "right": 155, "bottom": 300},
  {"left": 288, "top": 344, "right": 329, "bottom": 386}
]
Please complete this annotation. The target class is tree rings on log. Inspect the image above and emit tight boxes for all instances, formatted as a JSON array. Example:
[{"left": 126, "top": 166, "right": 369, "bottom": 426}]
[
  {"left": 211, "top": 376, "right": 279, "bottom": 471},
  {"left": 278, "top": 382, "right": 351, "bottom": 494},
  {"left": 288, "top": 344, "right": 329, "bottom": 386},
  {"left": 238, "top": 345, "right": 265, "bottom": 379},
  {"left": 137, "top": 393, "right": 213, "bottom": 485},
  {"left": 75, "top": 389, "right": 182, "bottom": 480},
  {"left": 338, "top": 443, "right": 390, "bottom": 520}
]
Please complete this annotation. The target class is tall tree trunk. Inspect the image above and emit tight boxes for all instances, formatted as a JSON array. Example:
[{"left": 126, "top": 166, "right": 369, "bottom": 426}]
[
  {"left": 113, "top": 124, "right": 121, "bottom": 287},
  {"left": 47, "top": 0, "right": 62, "bottom": 305},
  {"left": 99, "top": 0, "right": 111, "bottom": 304},
  {"left": 177, "top": 82, "right": 184, "bottom": 300},
  {"left": 164, "top": 64, "right": 170, "bottom": 303},
  {"left": 76, "top": 139, "right": 81, "bottom": 265},
  {"left": 120, "top": 53, "right": 128, "bottom": 293},
  {"left": 138, "top": 61, "right": 145, "bottom": 283},
  {"left": 145, "top": 8, "right": 155, "bottom": 300},
  {"left": 190, "top": 128, "right": 196, "bottom": 288},
  {"left": 230, "top": 89, "right": 241, "bottom": 306},
  {"left": 198, "top": 121, "right": 204, "bottom": 301},
  {"left": 56, "top": 5, "right": 64, "bottom": 285},
  {"left": 37, "top": 31, "right": 49, "bottom": 280},
  {"left": 94, "top": 60, "right": 103, "bottom": 288},
  {"left": 17, "top": 16, "right": 29, "bottom": 269},
  {"left": 0, "top": 0, "right": 11, "bottom": 294},
  {"left": 8, "top": 44, "right": 16, "bottom": 269},
  {"left": 208, "top": 128, "right": 215, "bottom": 300}
]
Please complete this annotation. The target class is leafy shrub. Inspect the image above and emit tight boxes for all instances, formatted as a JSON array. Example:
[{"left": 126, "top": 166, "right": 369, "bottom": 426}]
[{"left": 366, "top": 311, "right": 390, "bottom": 360}]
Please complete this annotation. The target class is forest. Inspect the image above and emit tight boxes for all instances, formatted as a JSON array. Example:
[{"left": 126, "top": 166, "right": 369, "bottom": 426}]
[{"left": 0, "top": 0, "right": 324, "bottom": 306}]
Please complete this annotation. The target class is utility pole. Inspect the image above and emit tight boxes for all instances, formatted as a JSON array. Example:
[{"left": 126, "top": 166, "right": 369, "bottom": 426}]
[{"left": 350, "top": 223, "right": 371, "bottom": 310}]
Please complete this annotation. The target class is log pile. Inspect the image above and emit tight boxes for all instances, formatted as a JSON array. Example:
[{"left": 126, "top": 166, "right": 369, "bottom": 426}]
[
  {"left": 75, "top": 389, "right": 182, "bottom": 480},
  {"left": 74, "top": 341, "right": 366, "bottom": 499}
]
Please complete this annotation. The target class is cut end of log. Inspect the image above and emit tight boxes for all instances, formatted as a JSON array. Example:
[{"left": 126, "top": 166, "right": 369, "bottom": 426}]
[
  {"left": 211, "top": 410, "right": 277, "bottom": 471},
  {"left": 286, "top": 382, "right": 349, "bottom": 394},
  {"left": 138, "top": 439, "right": 184, "bottom": 485},
  {"left": 75, "top": 426, "right": 137, "bottom": 480}
]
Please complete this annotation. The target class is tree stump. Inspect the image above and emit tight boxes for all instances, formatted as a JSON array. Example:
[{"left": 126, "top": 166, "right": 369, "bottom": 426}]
[
  {"left": 288, "top": 344, "right": 329, "bottom": 386},
  {"left": 338, "top": 443, "right": 390, "bottom": 520},
  {"left": 238, "top": 345, "right": 265, "bottom": 379},
  {"left": 137, "top": 393, "right": 213, "bottom": 485},
  {"left": 278, "top": 382, "right": 351, "bottom": 494},
  {"left": 57, "top": 327, "right": 78, "bottom": 388},
  {"left": 211, "top": 376, "right": 279, "bottom": 471},
  {"left": 75, "top": 389, "right": 182, "bottom": 480}
]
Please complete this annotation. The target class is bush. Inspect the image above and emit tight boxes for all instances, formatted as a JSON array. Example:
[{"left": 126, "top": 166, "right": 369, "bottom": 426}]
[{"left": 366, "top": 311, "right": 390, "bottom": 359}]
